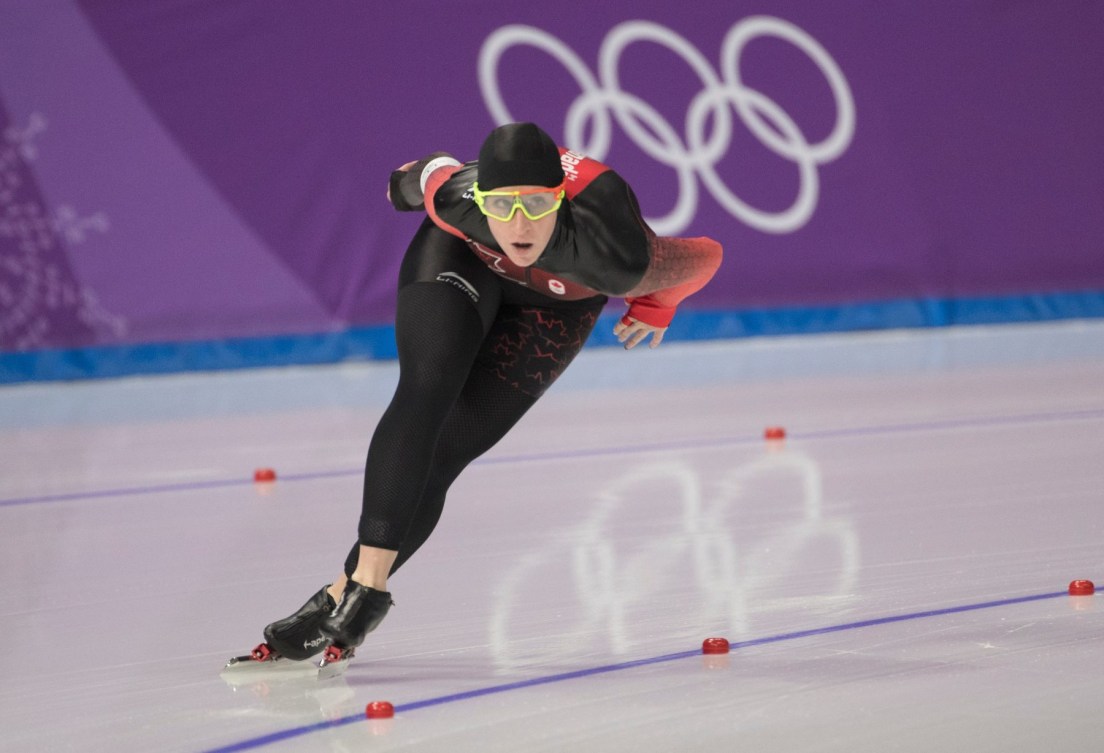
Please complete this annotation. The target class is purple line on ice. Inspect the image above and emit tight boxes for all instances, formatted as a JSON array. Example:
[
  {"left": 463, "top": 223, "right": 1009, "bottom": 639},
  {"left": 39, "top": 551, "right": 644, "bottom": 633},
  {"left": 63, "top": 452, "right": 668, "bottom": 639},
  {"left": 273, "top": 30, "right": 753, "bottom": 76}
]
[
  {"left": 2, "top": 408, "right": 1102, "bottom": 508},
  {"left": 0, "top": 469, "right": 357, "bottom": 508},
  {"left": 198, "top": 588, "right": 1082, "bottom": 753}
]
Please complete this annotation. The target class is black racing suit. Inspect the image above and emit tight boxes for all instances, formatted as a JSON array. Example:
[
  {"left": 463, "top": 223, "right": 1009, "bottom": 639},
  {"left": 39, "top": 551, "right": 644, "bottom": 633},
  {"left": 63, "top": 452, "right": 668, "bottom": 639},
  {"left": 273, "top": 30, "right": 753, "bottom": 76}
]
[{"left": 346, "top": 149, "right": 721, "bottom": 576}]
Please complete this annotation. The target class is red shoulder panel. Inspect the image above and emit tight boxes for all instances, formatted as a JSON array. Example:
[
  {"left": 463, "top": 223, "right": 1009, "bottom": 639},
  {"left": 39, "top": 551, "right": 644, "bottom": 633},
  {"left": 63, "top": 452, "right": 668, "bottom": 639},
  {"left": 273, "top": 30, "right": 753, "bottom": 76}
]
[{"left": 559, "top": 148, "right": 609, "bottom": 199}]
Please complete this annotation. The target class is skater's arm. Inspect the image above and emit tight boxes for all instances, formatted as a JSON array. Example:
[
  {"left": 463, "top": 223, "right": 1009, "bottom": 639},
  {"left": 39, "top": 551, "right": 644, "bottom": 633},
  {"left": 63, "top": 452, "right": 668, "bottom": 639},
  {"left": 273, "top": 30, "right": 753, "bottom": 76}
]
[
  {"left": 386, "top": 153, "right": 474, "bottom": 241},
  {"left": 387, "top": 152, "right": 462, "bottom": 211},
  {"left": 609, "top": 236, "right": 723, "bottom": 349},
  {"left": 622, "top": 236, "right": 724, "bottom": 328}
]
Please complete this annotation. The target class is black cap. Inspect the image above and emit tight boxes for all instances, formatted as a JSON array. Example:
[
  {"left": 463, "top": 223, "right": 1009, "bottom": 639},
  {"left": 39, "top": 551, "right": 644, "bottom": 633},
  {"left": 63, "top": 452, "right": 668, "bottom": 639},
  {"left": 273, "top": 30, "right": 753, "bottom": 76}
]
[{"left": 477, "top": 122, "right": 564, "bottom": 190}]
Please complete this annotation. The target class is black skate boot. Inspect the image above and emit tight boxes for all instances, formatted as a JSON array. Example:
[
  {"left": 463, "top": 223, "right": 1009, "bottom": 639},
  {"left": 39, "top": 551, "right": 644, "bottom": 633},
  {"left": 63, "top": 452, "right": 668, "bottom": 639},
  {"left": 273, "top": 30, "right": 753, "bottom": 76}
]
[
  {"left": 260, "top": 585, "right": 337, "bottom": 661},
  {"left": 317, "top": 581, "right": 393, "bottom": 667}
]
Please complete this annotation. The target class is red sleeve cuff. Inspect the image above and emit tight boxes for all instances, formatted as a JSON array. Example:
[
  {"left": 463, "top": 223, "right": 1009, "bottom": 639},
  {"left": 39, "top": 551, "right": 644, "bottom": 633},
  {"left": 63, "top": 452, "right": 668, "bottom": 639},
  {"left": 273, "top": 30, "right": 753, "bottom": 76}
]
[{"left": 625, "top": 297, "right": 676, "bottom": 328}]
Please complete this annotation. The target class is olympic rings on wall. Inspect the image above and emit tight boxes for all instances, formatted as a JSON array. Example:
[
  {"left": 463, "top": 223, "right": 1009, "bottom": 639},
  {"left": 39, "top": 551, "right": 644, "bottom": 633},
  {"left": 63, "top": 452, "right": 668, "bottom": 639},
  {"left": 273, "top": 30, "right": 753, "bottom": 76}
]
[{"left": 479, "top": 17, "right": 855, "bottom": 235}]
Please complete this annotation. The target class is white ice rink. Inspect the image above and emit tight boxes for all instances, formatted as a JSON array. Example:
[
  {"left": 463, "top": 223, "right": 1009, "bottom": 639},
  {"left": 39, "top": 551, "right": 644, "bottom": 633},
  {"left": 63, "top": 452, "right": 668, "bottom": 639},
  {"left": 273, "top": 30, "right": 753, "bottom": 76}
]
[{"left": 1, "top": 320, "right": 1102, "bottom": 752}]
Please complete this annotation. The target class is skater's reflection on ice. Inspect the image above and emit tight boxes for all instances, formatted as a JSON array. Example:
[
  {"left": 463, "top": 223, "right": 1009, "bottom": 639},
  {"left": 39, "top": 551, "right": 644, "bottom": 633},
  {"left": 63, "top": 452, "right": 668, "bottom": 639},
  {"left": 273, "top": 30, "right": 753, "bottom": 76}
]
[{"left": 488, "top": 447, "right": 860, "bottom": 672}]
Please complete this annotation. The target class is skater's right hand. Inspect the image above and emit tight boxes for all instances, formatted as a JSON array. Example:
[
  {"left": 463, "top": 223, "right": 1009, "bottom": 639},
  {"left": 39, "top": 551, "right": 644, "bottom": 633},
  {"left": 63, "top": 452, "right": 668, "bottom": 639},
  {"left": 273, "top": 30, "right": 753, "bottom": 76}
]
[
  {"left": 386, "top": 161, "right": 418, "bottom": 202},
  {"left": 388, "top": 152, "right": 458, "bottom": 211}
]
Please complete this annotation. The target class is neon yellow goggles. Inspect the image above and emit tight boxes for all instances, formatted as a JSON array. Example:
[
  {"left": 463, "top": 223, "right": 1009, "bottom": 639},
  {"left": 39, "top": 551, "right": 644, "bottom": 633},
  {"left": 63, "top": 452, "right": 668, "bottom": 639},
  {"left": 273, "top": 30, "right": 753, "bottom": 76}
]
[{"left": 472, "top": 182, "right": 565, "bottom": 222}]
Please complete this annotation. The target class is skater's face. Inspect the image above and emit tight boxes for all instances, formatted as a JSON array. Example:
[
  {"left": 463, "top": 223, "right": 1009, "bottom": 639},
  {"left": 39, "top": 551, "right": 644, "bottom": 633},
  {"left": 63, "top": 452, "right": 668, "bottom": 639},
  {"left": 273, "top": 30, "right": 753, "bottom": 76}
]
[{"left": 474, "top": 183, "right": 562, "bottom": 267}]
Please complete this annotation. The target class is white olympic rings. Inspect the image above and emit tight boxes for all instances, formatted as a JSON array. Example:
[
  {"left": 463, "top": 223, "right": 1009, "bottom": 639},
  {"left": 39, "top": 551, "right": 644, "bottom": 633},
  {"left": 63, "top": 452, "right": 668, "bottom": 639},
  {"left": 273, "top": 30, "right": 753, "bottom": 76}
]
[{"left": 479, "top": 17, "right": 855, "bottom": 235}]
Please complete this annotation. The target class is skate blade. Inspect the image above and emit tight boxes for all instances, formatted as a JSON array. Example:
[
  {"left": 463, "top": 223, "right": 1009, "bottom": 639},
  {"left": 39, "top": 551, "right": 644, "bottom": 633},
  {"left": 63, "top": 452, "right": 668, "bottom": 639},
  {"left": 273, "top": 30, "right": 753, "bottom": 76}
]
[
  {"left": 220, "top": 654, "right": 321, "bottom": 685},
  {"left": 223, "top": 655, "right": 287, "bottom": 670},
  {"left": 316, "top": 647, "right": 355, "bottom": 680}
]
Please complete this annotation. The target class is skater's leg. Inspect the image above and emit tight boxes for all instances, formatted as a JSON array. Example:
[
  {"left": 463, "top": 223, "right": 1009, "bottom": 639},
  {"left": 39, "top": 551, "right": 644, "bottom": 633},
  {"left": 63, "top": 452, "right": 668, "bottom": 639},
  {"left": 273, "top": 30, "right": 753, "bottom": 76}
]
[
  {"left": 389, "top": 300, "right": 607, "bottom": 573},
  {"left": 324, "top": 280, "right": 479, "bottom": 607},
  {"left": 255, "top": 223, "right": 497, "bottom": 659},
  {"left": 349, "top": 221, "right": 501, "bottom": 581},
  {"left": 389, "top": 368, "right": 539, "bottom": 572},
  {"left": 334, "top": 375, "right": 537, "bottom": 584},
  {"left": 329, "top": 298, "right": 603, "bottom": 589},
  {"left": 352, "top": 282, "right": 484, "bottom": 556},
  {"left": 320, "top": 223, "right": 502, "bottom": 649},
  {"left": 333, "top": 543, "right": 397, "bottom": 591}
]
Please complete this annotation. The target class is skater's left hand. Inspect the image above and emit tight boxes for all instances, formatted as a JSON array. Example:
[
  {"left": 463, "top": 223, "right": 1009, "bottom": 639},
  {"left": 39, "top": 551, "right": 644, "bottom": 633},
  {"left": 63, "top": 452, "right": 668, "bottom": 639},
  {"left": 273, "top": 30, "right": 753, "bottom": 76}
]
[{"left": 614, "top": 315, "right": 666, "bottom": 350}]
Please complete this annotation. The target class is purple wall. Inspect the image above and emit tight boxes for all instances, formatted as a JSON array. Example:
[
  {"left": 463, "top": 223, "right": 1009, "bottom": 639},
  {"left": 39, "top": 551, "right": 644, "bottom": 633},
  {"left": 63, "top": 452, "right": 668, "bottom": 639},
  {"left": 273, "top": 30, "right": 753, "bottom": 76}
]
[{"left": 1, "top": 1, "right": 1102, "bottom": 363}]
